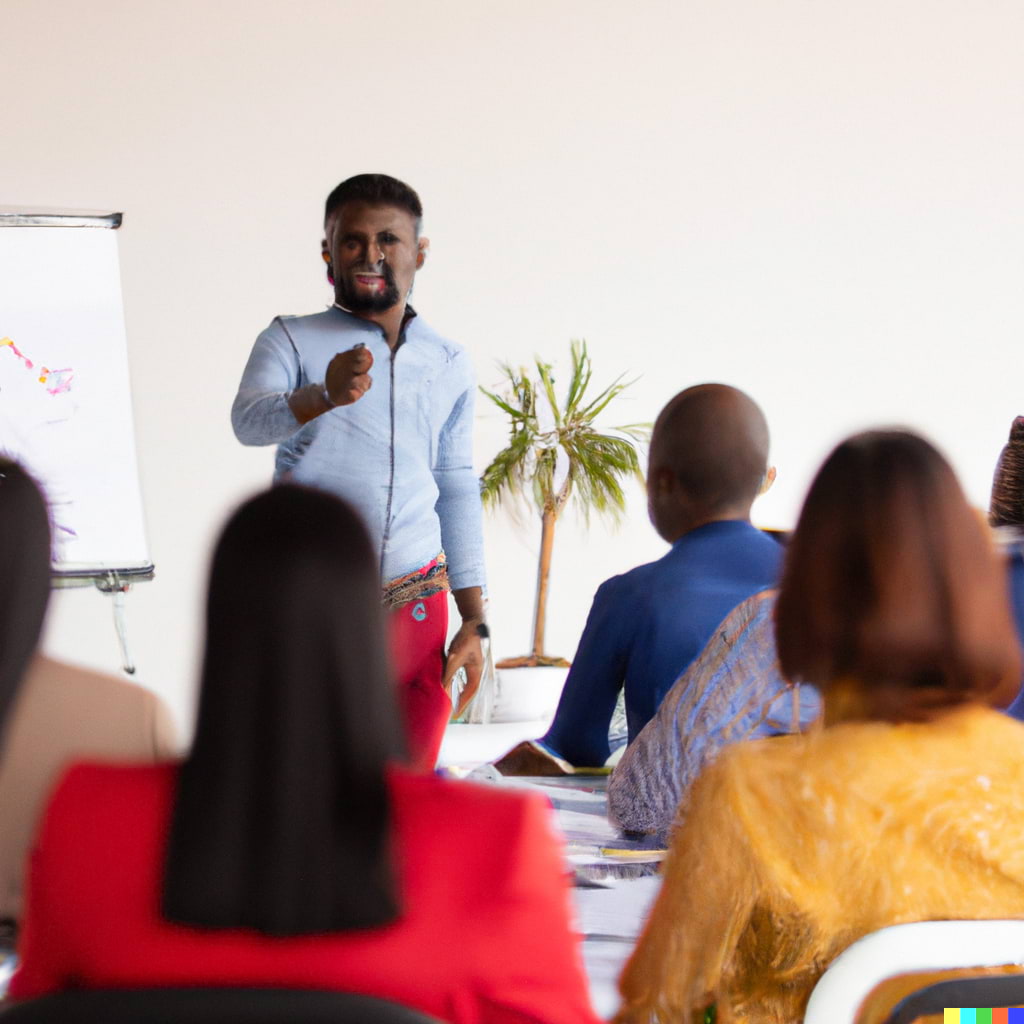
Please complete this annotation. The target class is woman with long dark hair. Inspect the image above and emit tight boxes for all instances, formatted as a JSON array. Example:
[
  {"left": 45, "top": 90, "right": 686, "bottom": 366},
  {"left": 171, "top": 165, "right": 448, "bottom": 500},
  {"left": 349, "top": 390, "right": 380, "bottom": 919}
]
[
  {"left": 11, "top": 486, "right": 600, "bottom": 1024},
  {"left": 0, "top": 459, "right": 50, "bottom": 738},
  {"left": 0, "top": 460, "right": 177, "bottom": 925},
  {"left": 616, "top": 430, "right": 1024, "bottom": 1024}
]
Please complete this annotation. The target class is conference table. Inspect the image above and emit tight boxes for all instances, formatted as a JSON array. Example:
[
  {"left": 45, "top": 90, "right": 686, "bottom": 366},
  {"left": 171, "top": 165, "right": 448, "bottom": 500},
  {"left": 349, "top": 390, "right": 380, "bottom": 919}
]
[
  {"left": 439, "top": 723, "right": 664, "bottom": 1019},
  {"left": 0, "top": 723, "right": 659, "bottom": 1016}
]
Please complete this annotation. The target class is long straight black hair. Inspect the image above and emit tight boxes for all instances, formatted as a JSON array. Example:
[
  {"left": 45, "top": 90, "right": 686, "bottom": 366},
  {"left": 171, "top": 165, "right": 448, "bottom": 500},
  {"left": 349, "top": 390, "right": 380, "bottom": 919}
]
[
  {"left": 0, "top": 458, "right": 51, "bottom": 737},
  {"left": 162, "top": 485, "right": 406, "bottom": 935}
]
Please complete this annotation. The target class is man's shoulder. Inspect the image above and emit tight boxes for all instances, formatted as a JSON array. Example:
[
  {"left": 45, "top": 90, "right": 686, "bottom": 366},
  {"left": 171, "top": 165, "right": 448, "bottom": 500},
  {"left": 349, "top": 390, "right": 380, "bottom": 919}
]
[
  {"left": 276, "top": 309, "right": 335, "bottom": 325},
  {"left": 593, "top": 558, "right": 667, "bottom": 603},
  {"left": 267, "top": 309, "right": 366, "bottom": 340},
  {"left": 673, "top": 520, "right": 783, "bottom": 571},
  {"left": 596, "top": 528, "right": 780, "bottom": 606},
  {"left": 255, "top": 308, "right": 387, "bottom": 350},
  {"left": 407, "top": 316, "right": 467, "bottom": 365}
]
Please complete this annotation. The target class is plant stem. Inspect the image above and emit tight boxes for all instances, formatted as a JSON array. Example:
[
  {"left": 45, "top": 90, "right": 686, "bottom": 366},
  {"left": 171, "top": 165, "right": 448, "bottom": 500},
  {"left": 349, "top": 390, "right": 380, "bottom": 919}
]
[{"left": 531, "top": 507, "right": 557, "bottom": 658}]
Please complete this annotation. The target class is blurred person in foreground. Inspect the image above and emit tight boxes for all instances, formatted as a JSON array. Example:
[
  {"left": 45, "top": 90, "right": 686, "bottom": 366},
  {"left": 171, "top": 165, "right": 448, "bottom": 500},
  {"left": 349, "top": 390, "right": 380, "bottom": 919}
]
[
  {"left": 10, "top": 486, "right": 601, "bottom": 1024},
  {"left": 0, "top": 459, "right": 176, "bottom": 927},
  {"left": 990, "top": 415, "right": 1024, "bottom": 720},
  {"left": 0, "top": 460, "right": 50, "bottom": 741},
  {"left": 616, "top": 430, "right": 1024, "bottom": 1024},
  {"left": 498, "top": 384, "right": 782, "bottom": 773},
  {"left": 611, "top": 416, "right": 1024, "bottom": 834}
]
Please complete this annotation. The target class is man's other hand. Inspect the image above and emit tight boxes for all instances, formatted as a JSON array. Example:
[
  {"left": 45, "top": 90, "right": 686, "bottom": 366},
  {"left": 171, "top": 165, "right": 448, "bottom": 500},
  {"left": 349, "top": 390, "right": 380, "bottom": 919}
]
[
  {"left": 325, "top": 346, "right": 374, "bottom": 406},
  {"left": 443, "top": 618, "right": 485, "bottom": 719}
]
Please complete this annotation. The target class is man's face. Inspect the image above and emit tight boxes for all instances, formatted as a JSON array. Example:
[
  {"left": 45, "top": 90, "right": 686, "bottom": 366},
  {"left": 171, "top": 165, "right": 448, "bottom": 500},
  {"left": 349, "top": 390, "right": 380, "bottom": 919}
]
[{"left": 323, "top": 202, "right": 425, "bottom": 314}]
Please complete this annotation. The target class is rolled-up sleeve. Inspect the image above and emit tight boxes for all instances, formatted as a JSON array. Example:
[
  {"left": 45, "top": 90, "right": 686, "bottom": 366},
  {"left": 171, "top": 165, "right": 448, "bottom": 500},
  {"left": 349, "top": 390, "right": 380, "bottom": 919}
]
[
  {"left": 433, "top": 352, "right": 486, "bottom": 592},
  {"left": 231, "top": 321, "right": 303, "bottom": 446}
]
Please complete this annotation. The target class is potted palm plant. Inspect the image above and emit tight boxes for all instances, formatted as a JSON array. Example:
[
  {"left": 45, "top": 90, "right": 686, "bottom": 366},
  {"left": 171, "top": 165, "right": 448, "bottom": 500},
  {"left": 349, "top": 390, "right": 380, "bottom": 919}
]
[{"left": 477, "top": 341, "right": 649, "bottom": 720}]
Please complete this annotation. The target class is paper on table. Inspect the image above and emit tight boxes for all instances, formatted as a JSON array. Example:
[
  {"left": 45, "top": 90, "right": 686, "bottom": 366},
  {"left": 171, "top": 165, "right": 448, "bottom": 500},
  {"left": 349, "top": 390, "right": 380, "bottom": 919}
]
[{"left": 573, "top": 875, "right": 662, "bottom": 941}]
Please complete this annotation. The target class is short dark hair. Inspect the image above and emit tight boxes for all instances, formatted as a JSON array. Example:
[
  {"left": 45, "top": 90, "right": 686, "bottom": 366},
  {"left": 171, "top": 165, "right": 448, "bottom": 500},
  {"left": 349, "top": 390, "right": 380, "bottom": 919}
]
[
  {"left": 0, "top": 458, "right": 50, "bottom": 737},
  {"left": 324, "top": 173, "right": 423, "bottom": 232},
  {"left": 776, "top": 430, "right": 1021, "bottom": 720},
  {"left": 652, "top": 384, "right": 770, "bottom": 517},
  {"left": 163, "top": 485, "right": 406, "bottom": 936}
]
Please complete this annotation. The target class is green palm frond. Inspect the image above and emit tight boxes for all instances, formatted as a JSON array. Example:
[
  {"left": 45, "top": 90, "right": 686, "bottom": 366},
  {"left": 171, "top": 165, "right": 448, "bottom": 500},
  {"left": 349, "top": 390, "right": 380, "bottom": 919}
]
[
  {"left": 559, "top": 429, "right": 646, "bottom": 525},
  {"left": 537, "top": 360, "right": 562, "bottom": 430},
  {"left": 479, "top": 424, "right": 534, "bottom": 506},
  {"left": 479, "top": 340, "right": 651, "bottom": 522}
]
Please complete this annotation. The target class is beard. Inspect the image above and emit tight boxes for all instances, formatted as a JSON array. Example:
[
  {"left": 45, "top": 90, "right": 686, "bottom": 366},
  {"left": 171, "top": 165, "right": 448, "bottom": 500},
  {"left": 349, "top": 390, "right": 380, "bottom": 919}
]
[{"left": 335, "top": 263, "right": 401, "bottom": 313}]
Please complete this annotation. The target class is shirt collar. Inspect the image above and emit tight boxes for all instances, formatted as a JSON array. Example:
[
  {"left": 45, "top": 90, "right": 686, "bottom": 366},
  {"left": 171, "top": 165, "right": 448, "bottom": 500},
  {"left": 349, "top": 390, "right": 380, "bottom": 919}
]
[{"left": 330, "top": 301, "right": 418, "bottom": 327}]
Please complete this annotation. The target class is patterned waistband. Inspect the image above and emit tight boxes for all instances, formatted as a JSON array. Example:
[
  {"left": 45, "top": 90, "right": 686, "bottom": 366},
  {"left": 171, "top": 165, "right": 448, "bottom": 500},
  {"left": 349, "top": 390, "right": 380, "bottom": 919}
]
[{"left": 382, "top": 553, "right": 450, "bottom": 611}]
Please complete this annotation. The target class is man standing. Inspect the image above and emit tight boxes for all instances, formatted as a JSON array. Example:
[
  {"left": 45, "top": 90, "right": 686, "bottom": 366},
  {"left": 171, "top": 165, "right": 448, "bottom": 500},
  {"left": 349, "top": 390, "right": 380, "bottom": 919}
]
[{"left": 232, "top": 174, "right": 485, "bottom": 770}]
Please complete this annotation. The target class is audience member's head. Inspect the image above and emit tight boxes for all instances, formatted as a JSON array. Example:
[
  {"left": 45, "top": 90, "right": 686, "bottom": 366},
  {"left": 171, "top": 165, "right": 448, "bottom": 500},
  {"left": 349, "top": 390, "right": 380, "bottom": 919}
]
[
  {"left": 164, "top": 484, "right": 405, "bottom": 936},
  {"left": 0, "top": 458, "right": 50, "bottom": 735},
  {"left": 990, "top": 415, "right": 1024, "bottom": 528},
  {"left": 776, "top": 429, "right": 1021, "bottom": 722},
  {"left": 647, "top": 384, "right": 770, "bottom": 542}
]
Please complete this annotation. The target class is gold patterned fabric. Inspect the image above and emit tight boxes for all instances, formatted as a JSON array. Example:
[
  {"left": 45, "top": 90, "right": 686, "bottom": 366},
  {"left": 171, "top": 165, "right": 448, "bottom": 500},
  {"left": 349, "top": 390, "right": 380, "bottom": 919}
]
[
  {"left": 381, "top": 553, "right": 449, "bottom": 611},
  {"left": 616, "top": 702, "right": 1024, "bottom": 1024}
]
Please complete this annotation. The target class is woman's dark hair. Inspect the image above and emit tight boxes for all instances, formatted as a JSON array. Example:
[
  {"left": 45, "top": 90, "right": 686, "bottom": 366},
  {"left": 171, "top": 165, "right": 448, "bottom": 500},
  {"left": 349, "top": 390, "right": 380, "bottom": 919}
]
[
  {"left": 990, "top": 415, "right": 1024, "bottom": 527},
  {"left": 776, "top": 430, "right": 1021, "bottom": 721},
  {"left": 0, "top": 459, "right": 51, "bottom": 736},
  {"left": 163, "top": 485, "right": 406, "bottom": 935}
]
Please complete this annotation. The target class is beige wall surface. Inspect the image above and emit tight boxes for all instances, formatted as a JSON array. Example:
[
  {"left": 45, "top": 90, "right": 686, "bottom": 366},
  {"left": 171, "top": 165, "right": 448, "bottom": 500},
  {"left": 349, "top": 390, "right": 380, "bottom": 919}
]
[{"left": 5, "top": 0, "right": 1024, "bottom": 735}]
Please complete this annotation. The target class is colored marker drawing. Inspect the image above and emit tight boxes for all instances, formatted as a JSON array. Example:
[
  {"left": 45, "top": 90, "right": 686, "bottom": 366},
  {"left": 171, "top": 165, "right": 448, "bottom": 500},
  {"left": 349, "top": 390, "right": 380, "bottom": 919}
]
[
  {"left": 1, "top": 337, "right": 74, "bottom": 395},
  {"left": 0, "top": 335, "right": 79, "bottom": 556}
]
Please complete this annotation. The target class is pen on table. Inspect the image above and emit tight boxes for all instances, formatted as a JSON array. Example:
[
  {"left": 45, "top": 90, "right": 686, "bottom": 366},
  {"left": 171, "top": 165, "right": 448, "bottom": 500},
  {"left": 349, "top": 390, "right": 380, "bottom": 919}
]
[{"left": 597, "top": 848, "right": 667, "bottom": 860}]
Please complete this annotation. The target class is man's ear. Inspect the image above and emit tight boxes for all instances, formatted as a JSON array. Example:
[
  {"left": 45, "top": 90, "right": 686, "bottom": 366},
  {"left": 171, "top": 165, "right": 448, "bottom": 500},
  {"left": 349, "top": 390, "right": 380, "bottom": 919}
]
[
  {"left": 416, "top": 237, "right": 430, "bottom": 269},
  {"left": 647, "top": 465, "right": 674, "bottom": 498},
  {"left": 758, "top": 465, "right": 777, "bottom": 496},
  {"left": 321, "top": 240, "right": 334, "bottom": 284}
]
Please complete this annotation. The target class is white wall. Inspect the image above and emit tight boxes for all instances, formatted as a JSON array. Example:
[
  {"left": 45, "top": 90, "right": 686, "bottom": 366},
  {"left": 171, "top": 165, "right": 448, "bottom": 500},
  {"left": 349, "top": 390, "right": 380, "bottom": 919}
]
[{"left": 6, "top": 0, "right": 1024, "bottom": 737}]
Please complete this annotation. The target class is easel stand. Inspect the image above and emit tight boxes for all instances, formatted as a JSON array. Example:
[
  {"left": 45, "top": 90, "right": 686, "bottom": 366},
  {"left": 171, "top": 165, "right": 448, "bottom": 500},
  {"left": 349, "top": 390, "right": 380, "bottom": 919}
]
[{"left": 52, "top": 567, "right": 155, "bottom": 677}]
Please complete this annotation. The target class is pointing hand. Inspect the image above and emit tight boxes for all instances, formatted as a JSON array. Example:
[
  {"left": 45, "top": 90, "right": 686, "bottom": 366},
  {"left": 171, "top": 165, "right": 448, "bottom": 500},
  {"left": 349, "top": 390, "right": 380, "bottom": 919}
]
[{"left": 325, "top": 345, "right": 374, "bottom": 406}]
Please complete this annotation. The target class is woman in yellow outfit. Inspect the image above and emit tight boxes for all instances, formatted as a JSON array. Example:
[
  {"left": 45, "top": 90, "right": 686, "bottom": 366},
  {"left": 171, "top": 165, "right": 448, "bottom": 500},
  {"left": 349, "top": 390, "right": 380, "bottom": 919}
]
[{"left": 617, "top": 430, "right": 1024, "bottom": 1024}]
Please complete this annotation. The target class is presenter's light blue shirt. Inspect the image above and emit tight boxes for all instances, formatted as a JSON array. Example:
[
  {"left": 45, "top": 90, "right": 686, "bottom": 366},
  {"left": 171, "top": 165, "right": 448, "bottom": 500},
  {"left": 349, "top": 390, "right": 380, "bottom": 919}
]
[
  {"left": 541, "top": 520, "right": 783, "bottom": 766},
  {"left": 231, "top": 307, "right": 485, "bottom": 591}
]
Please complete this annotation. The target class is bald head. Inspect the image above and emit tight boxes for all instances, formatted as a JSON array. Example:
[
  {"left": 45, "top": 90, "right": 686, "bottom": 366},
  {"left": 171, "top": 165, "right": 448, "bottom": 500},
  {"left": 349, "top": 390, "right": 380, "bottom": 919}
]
[{"left": 647, "top": 384, "right": 770, "bottom": 541}]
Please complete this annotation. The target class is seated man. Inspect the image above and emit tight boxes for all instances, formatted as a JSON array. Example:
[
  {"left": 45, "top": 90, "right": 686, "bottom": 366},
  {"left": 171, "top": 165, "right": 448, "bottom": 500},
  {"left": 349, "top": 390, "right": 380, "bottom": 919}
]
[
  {"left": 498, "top": 384, "right": 783, "bottom": 771},
  {"left": 990, "top": 414, "right": 1024, "bottom": 720},
  {"left": 606, "top": 589, "right": 821, "bottom": 837}
]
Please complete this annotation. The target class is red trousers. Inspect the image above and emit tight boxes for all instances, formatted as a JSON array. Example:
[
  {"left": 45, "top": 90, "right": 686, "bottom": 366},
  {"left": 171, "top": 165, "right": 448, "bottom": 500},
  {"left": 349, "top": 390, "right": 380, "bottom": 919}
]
[{"left": 389, "top": 590, "right": 450, "bottom": 772}]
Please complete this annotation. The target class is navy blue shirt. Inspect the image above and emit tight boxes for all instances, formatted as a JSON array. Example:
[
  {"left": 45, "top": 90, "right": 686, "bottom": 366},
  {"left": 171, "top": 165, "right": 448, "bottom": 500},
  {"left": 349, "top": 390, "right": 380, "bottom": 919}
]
[
  {"left": 540, "top": 520, "right": 783, "bottom": 766},
  {"left": 1002, "top": 549, "right": 1024, "bottom": 720}
]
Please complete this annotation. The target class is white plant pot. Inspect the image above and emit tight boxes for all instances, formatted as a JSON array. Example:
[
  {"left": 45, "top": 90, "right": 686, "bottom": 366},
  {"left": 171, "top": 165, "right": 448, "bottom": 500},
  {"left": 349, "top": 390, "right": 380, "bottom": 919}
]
[{"left": 490, "top": 665, "right": 570, "bottom": 724}]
